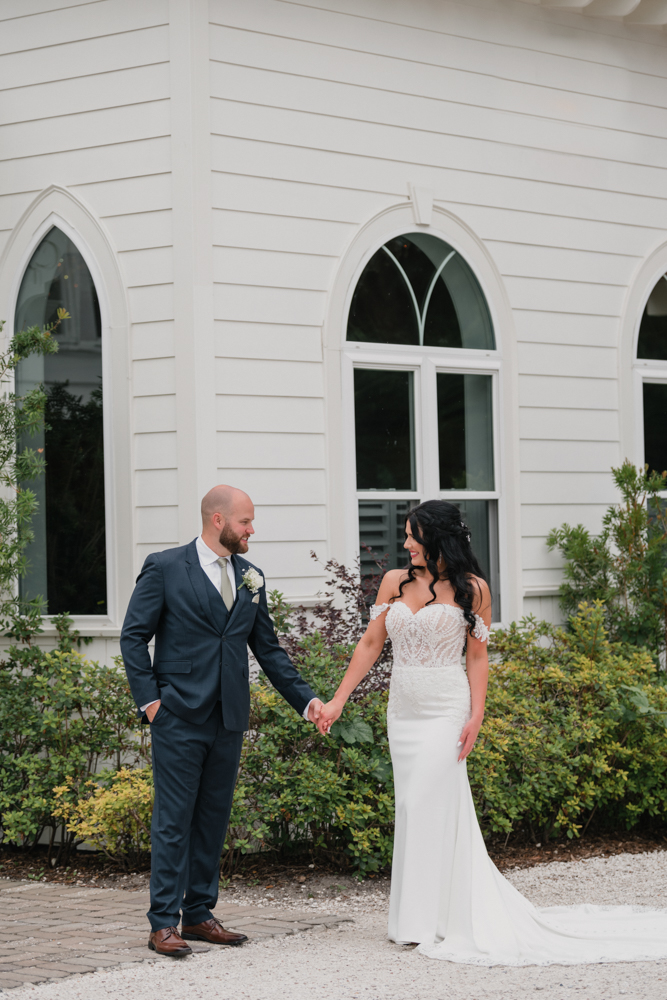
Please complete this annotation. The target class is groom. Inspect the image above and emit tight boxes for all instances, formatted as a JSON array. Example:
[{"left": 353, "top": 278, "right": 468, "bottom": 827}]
[{"left": 121, "top": 485, "right": 323, "bottom": 957}]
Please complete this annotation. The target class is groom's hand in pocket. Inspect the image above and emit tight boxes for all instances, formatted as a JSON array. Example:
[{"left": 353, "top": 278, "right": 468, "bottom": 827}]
[{"left": 146, "top": 700, "right": 161, "bottom": 723}]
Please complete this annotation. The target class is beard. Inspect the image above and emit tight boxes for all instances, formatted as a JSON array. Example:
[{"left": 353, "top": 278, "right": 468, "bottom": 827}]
[{"left": 218, "top": 523, "right": 248, "bottom": 554}]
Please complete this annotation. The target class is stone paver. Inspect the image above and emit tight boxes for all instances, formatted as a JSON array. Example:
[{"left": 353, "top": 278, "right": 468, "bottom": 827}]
[{"left": 0, "top": 881, "right": 350, "bottom": 990}]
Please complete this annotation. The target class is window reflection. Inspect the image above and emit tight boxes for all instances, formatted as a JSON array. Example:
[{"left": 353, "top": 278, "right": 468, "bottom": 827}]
[
  {"left": 437, "top": 373, "right": 494, "bottom": 491},
  {"left": 637, "top": 276, "right": 667, "bottom": 361},
  {"left": 354, "top": 369, "right": 415, "bottom": 490},
  {"left": 347, "top": 232, "right": 495, "bottom": 350},
  {"left": 15, "top": 226, "right": 107, "bottom": 615}
]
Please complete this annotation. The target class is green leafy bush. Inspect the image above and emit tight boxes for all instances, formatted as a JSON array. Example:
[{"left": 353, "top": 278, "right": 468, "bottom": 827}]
[
  {"left": 0, "top": 615, "right": 148, "bottom": 863},
  {"left": 471, "top": 602, "right": 667, "bottom": 842},
  {"left": 53, "top": 767, "right": 153, "bottom": 869},
  {"left": 224, "top": 633, "right": 394, "bottom": 876},
  {"left": 547, "top": 462, "right": 667, "bottom": 658}
]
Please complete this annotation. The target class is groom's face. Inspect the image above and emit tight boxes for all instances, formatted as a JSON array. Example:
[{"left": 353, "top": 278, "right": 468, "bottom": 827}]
[{"left": 218, "top": 498, "right": 255, "bottom": 554}]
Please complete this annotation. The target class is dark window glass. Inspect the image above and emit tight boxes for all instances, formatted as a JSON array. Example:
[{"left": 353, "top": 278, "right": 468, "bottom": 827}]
[
  {"left": 358, "top": 499, "right": 417, "bottom": 578},
  {"left": 643, "top": 382, "right": 667, "bottom": 476},
  {"left": 347, "top": 232, "right": 494, "bottom": 350},
  {"left": 15, "top": 226, "right": 107, "bottom": 615},
  {"left": 437, "top": 373, "right": 494, "bottom": 490},
  {"left": 638, "top": 276, "right": 667, "bottom": 360},
  {"left": 354, "top": 368, "right": 415, "bottom": 490}
]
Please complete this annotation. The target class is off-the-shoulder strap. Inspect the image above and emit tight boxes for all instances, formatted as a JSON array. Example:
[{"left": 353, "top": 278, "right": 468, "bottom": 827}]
[
  {"left": 472, "top": 615, "right": 490, "bottom": 643},
  {"left": 370, "top": 603, "right": 391, "bottom": 620}
]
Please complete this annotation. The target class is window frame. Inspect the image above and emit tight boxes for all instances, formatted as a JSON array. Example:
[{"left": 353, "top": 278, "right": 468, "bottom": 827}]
[
  {"left": 1, "top": 191, "right": 133, "bottom": 637},
  {"left": 633, "top": 269, "right": 667, "bottom": 488}
]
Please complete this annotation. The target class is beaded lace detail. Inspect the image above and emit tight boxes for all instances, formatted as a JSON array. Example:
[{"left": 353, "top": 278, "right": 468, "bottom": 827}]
[{"left": 370, "top": 602, "right": 489, "bottom": 729}]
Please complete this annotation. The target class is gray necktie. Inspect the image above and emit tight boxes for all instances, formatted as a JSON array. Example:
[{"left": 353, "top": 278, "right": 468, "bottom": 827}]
[{"left": 217, "top": 557, "right": 234, "bottom": 612}]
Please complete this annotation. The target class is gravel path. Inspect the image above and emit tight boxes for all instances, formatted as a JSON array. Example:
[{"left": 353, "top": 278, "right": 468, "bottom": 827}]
[{"left": 8, "top": 852, "right": 667, "bottom": 1000}]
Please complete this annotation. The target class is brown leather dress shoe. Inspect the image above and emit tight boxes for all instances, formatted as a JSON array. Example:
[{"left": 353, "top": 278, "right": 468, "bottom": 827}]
[
  {"left": 181, "top": 916, "right": 248, "bottom": 945},
  {"left": 148, "top": 926, "right": 192, "bottom": 957}
]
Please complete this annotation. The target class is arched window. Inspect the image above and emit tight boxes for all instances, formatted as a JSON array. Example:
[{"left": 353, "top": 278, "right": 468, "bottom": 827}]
[
  {"left": 637, "top": 274, "right": 667, "bottom": 477},
  {"left": 348, "top": 232, "right": 500, "bottom": 616},
  {"left": 15, "top": 226, "right": 107, "bottom": 615}
]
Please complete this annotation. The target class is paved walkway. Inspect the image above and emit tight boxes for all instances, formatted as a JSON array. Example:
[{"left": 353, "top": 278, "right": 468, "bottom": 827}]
[{"left": 0, "top": 882, "right": 348, "bottom": 991}]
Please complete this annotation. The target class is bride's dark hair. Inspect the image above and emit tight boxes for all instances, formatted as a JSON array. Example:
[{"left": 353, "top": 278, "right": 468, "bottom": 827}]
[{"left": 393, "top": 499, "right": 488, "bottom": 634}]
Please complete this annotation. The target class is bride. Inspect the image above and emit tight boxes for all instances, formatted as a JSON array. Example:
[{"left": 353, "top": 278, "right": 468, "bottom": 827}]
[{"left": 318, "top": 499, "right": 667, "bottom": 966}]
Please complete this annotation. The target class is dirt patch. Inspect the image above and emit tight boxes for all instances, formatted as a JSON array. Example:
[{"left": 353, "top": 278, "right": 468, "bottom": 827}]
[{"left": 2, "top": 830, "right": 665, "bottom": 892}]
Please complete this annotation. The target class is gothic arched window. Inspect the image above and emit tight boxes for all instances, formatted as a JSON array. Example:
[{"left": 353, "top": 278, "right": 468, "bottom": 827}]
[
  {"left": 15, "top": 226, "right": 107, "bottom": 615},
  {"left": 347, "top": 232, "right": 499, "bottom": 617}
]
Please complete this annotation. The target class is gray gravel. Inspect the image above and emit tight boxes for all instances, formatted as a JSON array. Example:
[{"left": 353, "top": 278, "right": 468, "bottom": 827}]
[{"left": 9, "top": 852, "right": 667, "bottom": 999}]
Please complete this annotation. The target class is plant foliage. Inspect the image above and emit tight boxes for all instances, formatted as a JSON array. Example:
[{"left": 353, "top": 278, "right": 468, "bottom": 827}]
[
  {"left": 547, "top": 461, "right": 667, "bottom": 658},
  {"left": 0, "top": 316, "right": 63, "bottom": 631},
  {"left": 0, "top": 615, "right": 148, "bottom": 864}
]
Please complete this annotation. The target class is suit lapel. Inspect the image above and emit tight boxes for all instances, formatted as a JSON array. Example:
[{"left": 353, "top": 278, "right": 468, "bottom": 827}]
[
  {"left": 185, "top": 540, "right": 225, "bottom": 635},
  {"left": 224, "top": 555, "right": 250, "bottom": 632}
]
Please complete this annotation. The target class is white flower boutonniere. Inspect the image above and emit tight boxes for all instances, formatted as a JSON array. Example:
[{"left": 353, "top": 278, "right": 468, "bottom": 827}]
[{"left": 239, "top": 568, "right": 264, "bottom": 595}]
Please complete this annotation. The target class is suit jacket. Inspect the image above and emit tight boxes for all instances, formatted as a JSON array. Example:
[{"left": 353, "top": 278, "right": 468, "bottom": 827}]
[{"left": 120, "top": 540, "right": 317, "bottom": 730}]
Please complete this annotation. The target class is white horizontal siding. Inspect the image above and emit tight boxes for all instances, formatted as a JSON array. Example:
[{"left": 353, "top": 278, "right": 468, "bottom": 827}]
[
  {"left": 0, "top": 0, "right": 168, "bottom": 54},
  {"left": 213, "top": 246, "right": 334, "bottom": 292},
  {"left": 519, "top": 375, "right": 617, "bottom": 410},
  {"left": 132, "top": 322, "right": 176, "bottom": 362},
  {"left": 135, "top": 469, "right": 179, "bottom": 508},
  {"left": 213, "top": 209, "right": 353, "bottom": 257},
  {"left": 134, "top": 431, "right": 178, "bottom": 470},
  {"left": 513, "top": 313, "right": 619, "bottom": 350},
  {"left": 521, "top": 504, "right": 611, "bottom": 537},
  {"left": 217, "top": 468, "right": 326, "bottom": 505},
  {"left": 518, "top": 343, "right": 617, "bottom": 380},
  {"left": 518, "top": 408, "right": 619, "bottom": 442},
  {"left": 133, "top": 357, "right": 176, "bottom": 396},
  {"left": 214, "top": 322, "right": 322, "bottom": 363},
  {"left": 216, "top": 431, "right": 325, "bottom": 470},
  {"left": 102, "top": 210, "right": 172, "bottom": 252},
  {"left": 134, "top": 395, "right": 177, "bottom": 434},
  {"left": 520, "top": 440, "right": 621, "bottom": 473},
  {"left": 215, "top": 358, "right": 323, "bottom": 398},
  {"left": 120, "top": 246, "right": 174, "bottom": 288},
  {"left": 252, "top": 504, "right": 327, "bottom": 540},
  {"left": 214, "top": 284, "right": 326, "bottom": 327},
  {"left": 521, "top": 472, "right": 618, "bottom": 506},
  {"left": 127, "top": 284, "right": 173, "bottom": 324},
  {"left": 216, "top": 395, "right": 324, "bottom": 434},
  {"left": 487, "top": 242, "right": 639, "bottom": 288},
  {"left": 136, "top": 506, "right": 179, "bottom": 545}
]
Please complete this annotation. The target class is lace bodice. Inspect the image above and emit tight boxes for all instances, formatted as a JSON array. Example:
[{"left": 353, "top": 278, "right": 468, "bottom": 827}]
[
  {"left": 371, "top": 602, "right": 490, "bottom": 728},
  {"left": 370, "top": 602, "right": 489, "bottom": 667}
]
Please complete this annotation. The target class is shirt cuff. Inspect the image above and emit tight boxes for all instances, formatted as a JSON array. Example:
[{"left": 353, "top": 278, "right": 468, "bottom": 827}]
[
  {"left": 303, "top": 698, "right": 316, "bottom": 721},
  {"left": 140, "top": 700, "right": 160, "bottom": 713}
]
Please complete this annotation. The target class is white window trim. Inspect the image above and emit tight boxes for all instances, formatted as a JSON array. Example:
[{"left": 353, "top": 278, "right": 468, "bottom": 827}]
[
  {"left": 0, "top": 186, "right": 133, "bottom": 635},
  {"left": 325, "top": 205, "right": 520, "bottom": 625}
]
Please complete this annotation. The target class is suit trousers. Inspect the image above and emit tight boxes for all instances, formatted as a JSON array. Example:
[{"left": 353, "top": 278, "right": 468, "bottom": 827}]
[{"left": 148, "top": 702, "right": 243, "bottom": 930}]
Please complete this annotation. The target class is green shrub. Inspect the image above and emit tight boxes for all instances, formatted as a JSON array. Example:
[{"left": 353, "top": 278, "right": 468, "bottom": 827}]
[
  {"left": 53, "top": 767, "right": 153, "bottom": 869},
  {"left": 224, "top": 633, "right": 394, "bottom": 876},
  {"left": 0, "top": 615, "right": 148, "bottom": 863},
  {"left": 471, "top": 602, "right": 667, "bottom": 842},
  {"left": 547, "top": 461, "right": 667, "bottom": 658}
]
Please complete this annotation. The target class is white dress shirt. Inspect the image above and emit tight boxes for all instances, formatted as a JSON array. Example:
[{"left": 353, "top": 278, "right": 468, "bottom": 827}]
[{"left": 141, "top": 536, "right": 316, "bottom": 721}]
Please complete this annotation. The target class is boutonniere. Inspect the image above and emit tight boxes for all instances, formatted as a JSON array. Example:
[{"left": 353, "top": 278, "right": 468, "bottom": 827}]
[{"left": 239, "top": 568, "right": 264, "bottom": 595}]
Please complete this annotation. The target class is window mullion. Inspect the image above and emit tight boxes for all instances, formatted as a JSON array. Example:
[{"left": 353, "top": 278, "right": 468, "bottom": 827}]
[{"left": 421, "top": 357, "right": 439, "bottom": 501}]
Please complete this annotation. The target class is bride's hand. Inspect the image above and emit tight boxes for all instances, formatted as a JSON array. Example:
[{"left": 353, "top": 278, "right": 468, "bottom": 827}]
[
  {"left": 317, "top": 699, "right": 343, "bottom": 736},
  {"left": 457, "top": 717, "right": 482, "bottom": 762}
]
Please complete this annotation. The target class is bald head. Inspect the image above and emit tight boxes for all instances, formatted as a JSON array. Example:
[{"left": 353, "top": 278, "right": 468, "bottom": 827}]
[
  {"left": 200, "top": 485, "right": 255, "bottom": 557},
  {"left": 201, "top": 485, "right": 249, "bottom": 523}
]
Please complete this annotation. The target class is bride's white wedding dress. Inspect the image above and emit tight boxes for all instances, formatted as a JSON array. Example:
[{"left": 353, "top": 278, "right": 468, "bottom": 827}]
[{"left": 373, "top": 599, "right": 667, "bottom": 966}]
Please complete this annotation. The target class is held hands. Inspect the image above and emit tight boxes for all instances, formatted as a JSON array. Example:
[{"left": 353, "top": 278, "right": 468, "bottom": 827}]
[
  {"left": 307, "top": 698, "right": 324, "bottom": 726},
  {"left": 316, "top": 699, "right": 343, "bottom": 736},
  {"left": 457, "top": 716, "right": 482, "bottom": 762}
]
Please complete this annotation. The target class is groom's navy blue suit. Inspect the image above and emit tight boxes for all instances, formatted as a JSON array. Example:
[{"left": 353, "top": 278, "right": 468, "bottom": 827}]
[{"left": 121, "top": 539, "right": 317, "bottom": 930}]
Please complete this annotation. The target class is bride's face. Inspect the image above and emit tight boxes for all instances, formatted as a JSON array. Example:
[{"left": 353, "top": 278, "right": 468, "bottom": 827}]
[{"left": 404, "top": 521, "right": 427, "bottom": 568}]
